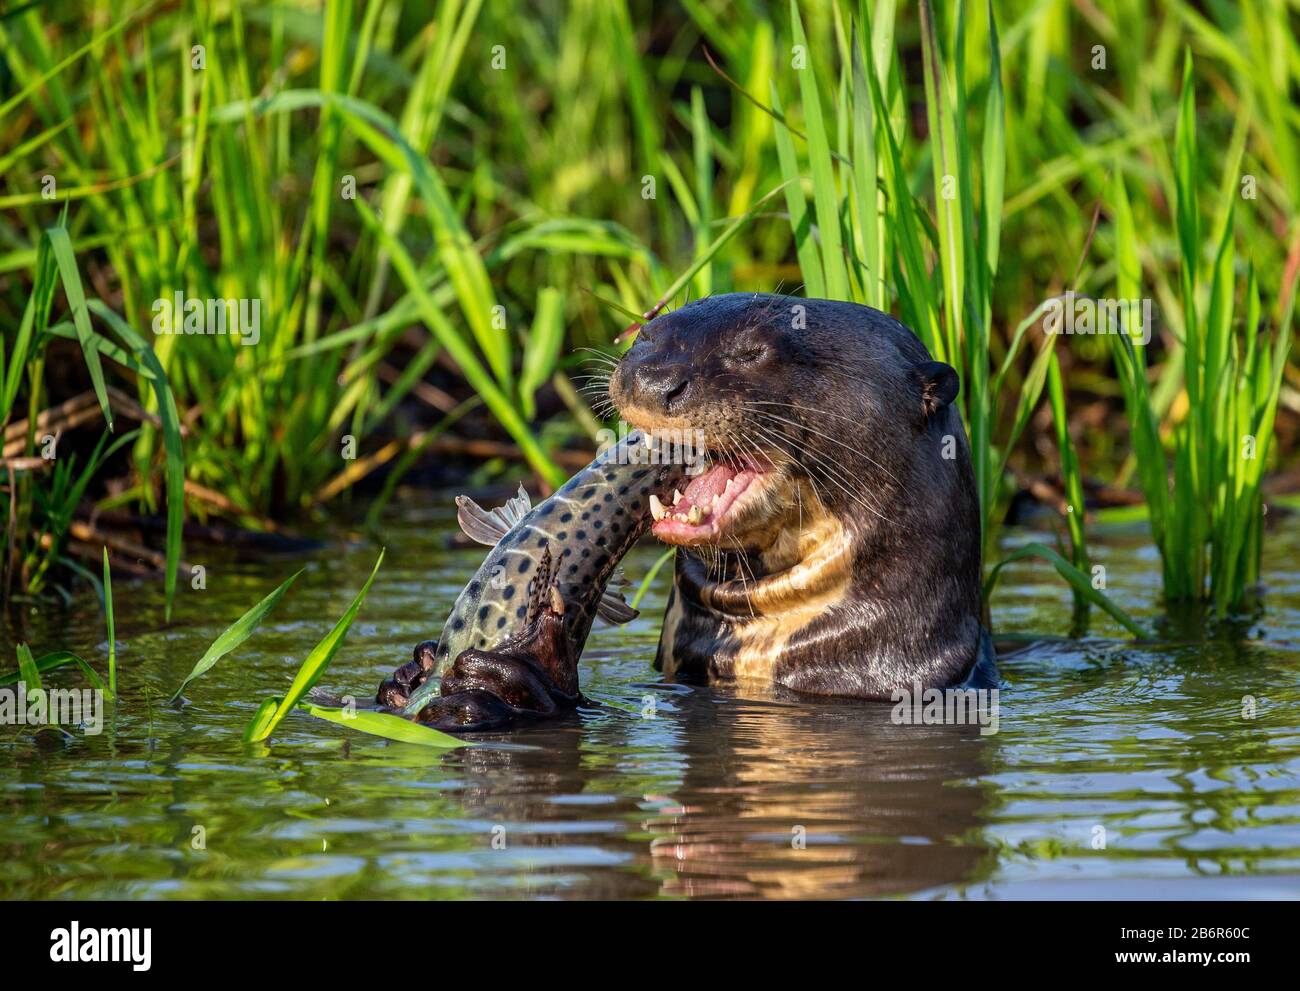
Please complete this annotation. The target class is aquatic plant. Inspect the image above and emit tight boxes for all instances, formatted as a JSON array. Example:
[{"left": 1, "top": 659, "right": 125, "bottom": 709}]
[
  {"left": 1, "top": 218, "right": 184, "bottom": 614},
  {"left": 1108, "top": 55, "right": 1298, "bottom": 617},
  {"left": 1, "top": 0, "right": 1296, "bottom": 637},
  {"left": 101, "top": 547, "right": 116, "bottom": 696},
  {"left": 237, "top": 549, "right": 463, "bottom": 747},
  {"left": 751, "top": 0, "right": 1113, "bottom": 625},
  {"left": 168, "top": 568, "right": 302, "bottom": 702},
  {"left": 244, "top": 549, "right": 385, "bottom": 741}
]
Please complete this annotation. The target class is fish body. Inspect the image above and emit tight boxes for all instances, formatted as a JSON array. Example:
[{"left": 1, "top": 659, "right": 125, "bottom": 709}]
[{"left": 400, "top": 432, "right": 686, "bottom": 715}]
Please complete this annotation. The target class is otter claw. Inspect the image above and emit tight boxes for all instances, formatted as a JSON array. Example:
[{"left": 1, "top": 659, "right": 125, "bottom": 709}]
[{"left": 376, "top": 639, "right": 440, "bottom": 708}]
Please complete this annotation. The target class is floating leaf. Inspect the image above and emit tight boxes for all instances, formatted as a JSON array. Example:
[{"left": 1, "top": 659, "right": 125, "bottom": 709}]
[{"left": 300, "top": 703, "right": 467, "bottom": 749}]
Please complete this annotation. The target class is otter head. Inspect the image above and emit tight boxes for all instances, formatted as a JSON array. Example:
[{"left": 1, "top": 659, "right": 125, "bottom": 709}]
[{"left": 609, "top": 293, "right": 966, "bottom": 561}]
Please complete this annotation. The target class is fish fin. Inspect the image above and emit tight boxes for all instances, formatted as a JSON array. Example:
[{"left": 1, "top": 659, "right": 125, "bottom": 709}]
[
  {"left": 455, "top": 483, "right": 531, "bottom": 546},
  {"left": 502, "top": 483, "right": 532, "bottom": 525},
  {"left": 596, "top": 587, "right": 639, "bottom": 625}
]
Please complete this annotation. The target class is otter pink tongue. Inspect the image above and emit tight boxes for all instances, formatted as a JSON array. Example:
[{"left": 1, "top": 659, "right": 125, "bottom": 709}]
[{"left": 650, "top": 462, "right": 762, "bottom": 543}]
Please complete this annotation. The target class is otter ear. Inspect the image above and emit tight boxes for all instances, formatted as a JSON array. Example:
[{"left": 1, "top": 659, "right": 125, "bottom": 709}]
[{"left": 914, "top": 361, "right": 959, "bottom": 416}]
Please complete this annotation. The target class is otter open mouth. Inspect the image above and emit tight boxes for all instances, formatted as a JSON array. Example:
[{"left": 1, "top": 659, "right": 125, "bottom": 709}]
[{"left": 647, "top": 459, "right": 769, "bottom": 545}]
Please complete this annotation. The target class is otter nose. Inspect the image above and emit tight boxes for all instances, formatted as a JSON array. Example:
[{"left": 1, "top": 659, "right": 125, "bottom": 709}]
[{"left": 627, "top": 356, "right": 694, "bottom": 414}]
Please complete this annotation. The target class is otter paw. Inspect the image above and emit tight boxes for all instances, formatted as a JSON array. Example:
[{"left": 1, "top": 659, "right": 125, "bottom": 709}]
[
  {"left": 440, "top": 649, "right": 566, "bottom": 715},
  {"left": 408, "top": 584, "right": 582, "bottom": 732},
  {"left": 414, "top": 688, "right": 522, "bottom": 732},
  {"left": 376, "top": 639, "right": 439, "bottom": 708}
]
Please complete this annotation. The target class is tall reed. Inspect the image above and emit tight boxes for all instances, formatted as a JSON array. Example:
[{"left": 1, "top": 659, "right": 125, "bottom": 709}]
[{"left": 1109, "top": 54, "right": 1297, "bottom": 617}]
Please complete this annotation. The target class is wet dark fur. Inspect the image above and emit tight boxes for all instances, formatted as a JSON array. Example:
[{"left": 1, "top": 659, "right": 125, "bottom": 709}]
[{"left": 610, "top": 293, "right": 988, "bottom": 698}]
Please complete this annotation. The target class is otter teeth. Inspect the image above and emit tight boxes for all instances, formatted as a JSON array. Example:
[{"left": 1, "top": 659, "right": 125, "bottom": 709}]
[
  {"left": 685, "top": 504, "right": 704, "bottom": 525},
  {"left": 649, "top": 493, "right": 666, "bottom": 521},
  {"left": 672, "top": 488, "right": 683, "bottom": 505}
]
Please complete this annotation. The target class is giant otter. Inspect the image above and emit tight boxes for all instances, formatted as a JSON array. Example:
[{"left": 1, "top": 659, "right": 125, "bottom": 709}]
[
  {"left": 378, "top": 292, "right": 993, "bottom": 730},
  {"left": 609, "top": 293, "right": 994, "bottom": 698}
]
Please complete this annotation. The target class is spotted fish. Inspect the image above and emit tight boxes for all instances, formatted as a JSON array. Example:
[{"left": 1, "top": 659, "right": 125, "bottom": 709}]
[{"left": 400, "top": 431, "right": 687, "bottom": 715}]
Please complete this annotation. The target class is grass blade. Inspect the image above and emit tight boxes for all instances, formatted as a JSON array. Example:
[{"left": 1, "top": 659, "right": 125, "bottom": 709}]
[
  {"left": 16, "top": 643, "right": 42, "bottom": 692},
  {"left": 768, "top": 79, "right": 825, "bottom": 297},
  {"left": 300, "top": 704, "right": 468, "bottom": 749},
  {"left": 86, "top": 300, "right": 186, "bottom": 619},
  {"left": 353, "top": 198, "right": 564, "bottom": 486},
  {"left": 789, "top": 0, "right": 849, "bottom": 299},
  {"left": 46, "top": 225, "right": 112, "bottom": 430},
  {"left": 985, "top": 542, "right": 1150, "bottom": 639},
  {"left": 247, "top": 550, "right": 384, "bottom": 743},
  {"left": 519, "top": 287, "right": 566, "bottom": 420},
  {"left": 243, "top": 697, "right": 279, "bottom": 744},
  {"left": 169, "top": 569, "right": 304, "bottom": 703},
  {"left": 1, "top": 650, "right": 104, "bottom": 692},
  {"left": 102, "top": 547, "right": 115, "bottom": 696},
  {"left": 630, "top": 548, "right": 675, "bottom": 610}
]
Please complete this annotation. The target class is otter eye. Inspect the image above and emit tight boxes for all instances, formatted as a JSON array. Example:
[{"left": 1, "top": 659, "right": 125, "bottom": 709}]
[{"left": 730, "top": 344, "right": 768, "bottom": 363}]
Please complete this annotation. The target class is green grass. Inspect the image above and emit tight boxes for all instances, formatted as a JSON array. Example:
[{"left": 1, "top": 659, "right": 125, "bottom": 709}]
[
  {"left": 1, "top": 1, "right": 1297, "bottom": 636},
  {"left": 168, "top": 567, "right": 302, "bottom": 703},
  {"left": 754, "top": 0, "right": 1133, "bottom": 625},
  {"left": 245, "top": 548, "right": 384, "bottom": 742},
  {"left": 101, "top": 546, "right": 115, "bottom": 696},
  {"left": 2, "top": 215, "right": 182, "bottom": 613},
  {"left": 1108, "top": 53, "right": 1298, "bottom": 616}
]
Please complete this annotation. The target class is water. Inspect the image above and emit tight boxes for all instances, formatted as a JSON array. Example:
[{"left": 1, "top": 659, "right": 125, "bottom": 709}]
[{"left": 2, "top": 493, "right": 1299, "bottom": 899}]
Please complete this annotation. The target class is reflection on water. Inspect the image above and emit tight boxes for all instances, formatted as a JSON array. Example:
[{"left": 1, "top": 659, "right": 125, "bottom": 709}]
[{"left": 1, "top": 495, "right": 1298, "bottom": 899}]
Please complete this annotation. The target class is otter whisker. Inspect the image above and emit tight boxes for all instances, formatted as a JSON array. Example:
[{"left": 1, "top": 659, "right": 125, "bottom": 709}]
[
  {"left": 710, "top": 430, "right": 764, "bottom": 590},
  {"left": 741, "top": 398, "right": 885, "bottom": 431},
  {"left": 745, "top": 419, "right": 901, "bottom": 529},
  {"left": 741, "top": 404, "right": 905, "bottom": 489},
  {"left": 794, "top": 468, "right": 804, "bottom": 535},
  {"left": 579, "top": 393, "right": 617, "bottom": 417},
  {"left": 766, "top": 439, "right": 893, "bottom": 524},
  {"left": 574, "top": 346, "right": 621, "bottom": 363},
  {"left": 575, "top": 376, "right": 615, "bottom": 400},
  {"left": 743, "top": 409, "right": 908, "bottom": 510},
  {"left": 726, "top": 533, "right": 758, "bottom": 620}
]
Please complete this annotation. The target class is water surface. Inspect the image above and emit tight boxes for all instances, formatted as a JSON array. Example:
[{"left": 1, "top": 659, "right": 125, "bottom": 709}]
[{"left": 2, "top": 493, "right": 1298, "bottom": 899}]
